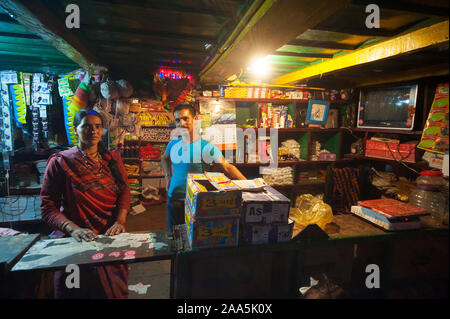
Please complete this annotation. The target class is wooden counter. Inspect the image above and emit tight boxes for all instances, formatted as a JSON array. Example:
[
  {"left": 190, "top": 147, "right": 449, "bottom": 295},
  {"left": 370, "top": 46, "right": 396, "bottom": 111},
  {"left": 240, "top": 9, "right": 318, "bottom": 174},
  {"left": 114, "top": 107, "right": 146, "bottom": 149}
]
[{"left": 174, "top": 213, "right": 448, "bottom": 298}]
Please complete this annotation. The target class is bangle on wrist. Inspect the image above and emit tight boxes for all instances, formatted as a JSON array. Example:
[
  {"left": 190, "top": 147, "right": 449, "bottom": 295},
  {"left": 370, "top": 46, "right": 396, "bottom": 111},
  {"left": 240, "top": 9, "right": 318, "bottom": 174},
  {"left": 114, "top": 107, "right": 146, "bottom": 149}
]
[{"left": 60, "top": 221, "right": 70, "bottom": 233}]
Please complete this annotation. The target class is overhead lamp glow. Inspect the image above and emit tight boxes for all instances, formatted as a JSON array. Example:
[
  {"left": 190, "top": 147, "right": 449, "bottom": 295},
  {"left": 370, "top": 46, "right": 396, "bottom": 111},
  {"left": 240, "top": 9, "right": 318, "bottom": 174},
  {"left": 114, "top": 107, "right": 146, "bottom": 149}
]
[{"left": 248, "top": 57, "right": 270, "bottom": 78}]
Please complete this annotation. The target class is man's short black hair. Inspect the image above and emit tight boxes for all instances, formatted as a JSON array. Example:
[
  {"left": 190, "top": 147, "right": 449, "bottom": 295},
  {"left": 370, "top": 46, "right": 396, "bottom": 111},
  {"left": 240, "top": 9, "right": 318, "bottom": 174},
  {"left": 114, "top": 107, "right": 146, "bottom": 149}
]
[{"left": 173, "top": 103, "right": 196, "bottom": 117}]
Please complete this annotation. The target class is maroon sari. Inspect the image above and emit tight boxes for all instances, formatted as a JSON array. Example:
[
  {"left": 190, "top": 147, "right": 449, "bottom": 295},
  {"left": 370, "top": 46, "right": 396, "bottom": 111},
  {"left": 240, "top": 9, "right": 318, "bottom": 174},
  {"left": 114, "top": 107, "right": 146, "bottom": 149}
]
[{"left": 40, "top": 146, "right": 130, "bottom": 299}]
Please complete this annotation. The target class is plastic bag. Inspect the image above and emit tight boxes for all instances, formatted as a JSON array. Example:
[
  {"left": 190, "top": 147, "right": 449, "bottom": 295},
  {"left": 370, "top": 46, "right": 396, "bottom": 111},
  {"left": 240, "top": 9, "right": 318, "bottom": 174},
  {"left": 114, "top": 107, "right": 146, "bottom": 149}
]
[{"left": 292, "top": 194, "right": 333, "bottom": 230}]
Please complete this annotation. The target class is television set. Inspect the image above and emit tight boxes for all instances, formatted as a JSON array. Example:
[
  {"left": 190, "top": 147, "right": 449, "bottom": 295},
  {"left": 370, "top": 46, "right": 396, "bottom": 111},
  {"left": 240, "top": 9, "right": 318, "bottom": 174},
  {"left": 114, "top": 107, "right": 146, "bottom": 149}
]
[{"left": 357, "top": 84, "right": 418, "bottom": 130}]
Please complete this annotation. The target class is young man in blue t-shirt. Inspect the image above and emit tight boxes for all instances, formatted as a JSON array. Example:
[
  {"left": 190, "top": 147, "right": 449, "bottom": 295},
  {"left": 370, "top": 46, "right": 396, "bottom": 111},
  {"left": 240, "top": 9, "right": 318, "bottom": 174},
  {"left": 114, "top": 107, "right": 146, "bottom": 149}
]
[{"left": 161, "top": 104, "right": 246, "bottom": 231}]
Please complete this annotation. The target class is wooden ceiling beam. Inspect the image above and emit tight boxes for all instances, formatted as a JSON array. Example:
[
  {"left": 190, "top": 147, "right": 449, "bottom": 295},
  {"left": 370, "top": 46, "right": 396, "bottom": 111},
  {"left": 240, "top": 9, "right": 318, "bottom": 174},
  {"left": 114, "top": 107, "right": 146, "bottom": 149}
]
[
  {"left": 271, "top": 52, "right": 333, "bottom": 59},
  {"left": 92, "top": 40, "right": 208, "bottom": 56},
  {"left": 354, "top": 63, "right": 449, "bottom": 87},
  {"left": 96, "top": 41, "right": 207, "bottom": 59},
  {"left": 287, "top": 39, "right": 356, "bottom": 50},
  {"left": 312, "top": 18, "right": 435, "bottom": 38},
  {"left": 274, "top": 20, "right": 449, "bottom": 85},
  {"left": 0, "top": 0, "right": 101, "bottom": 70},
  {"left": 310, "top": 26, "right": 395, "bottom": 37},
  {"left": 351, "top": 0, "right": 450, "bottom": 17},
  {"left": 101, "top": 51, "right": 205, "bottom": 63},
  {"left": 86, "top": 0, "right": 231, "bottom": 19},
  {"left": 199, "top": 0, "right": 352, "bottom": 85},
  {"left": 87, "top": 25, "right": 217, "bottom": 44}
]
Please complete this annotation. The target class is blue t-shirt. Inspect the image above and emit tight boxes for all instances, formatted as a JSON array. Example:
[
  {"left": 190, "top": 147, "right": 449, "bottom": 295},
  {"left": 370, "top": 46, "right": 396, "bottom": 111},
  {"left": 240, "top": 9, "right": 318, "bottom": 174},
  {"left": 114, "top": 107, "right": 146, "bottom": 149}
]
[{"left": 165, "top": 137, "right": 223, "bottom": 200}]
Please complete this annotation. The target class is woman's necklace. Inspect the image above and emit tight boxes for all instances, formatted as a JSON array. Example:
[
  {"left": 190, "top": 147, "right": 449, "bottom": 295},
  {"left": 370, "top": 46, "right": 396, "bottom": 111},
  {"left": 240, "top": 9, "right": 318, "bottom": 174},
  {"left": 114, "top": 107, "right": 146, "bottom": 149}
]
[{"left": 78, "top": 146, "right": 103, "bottom": 177}]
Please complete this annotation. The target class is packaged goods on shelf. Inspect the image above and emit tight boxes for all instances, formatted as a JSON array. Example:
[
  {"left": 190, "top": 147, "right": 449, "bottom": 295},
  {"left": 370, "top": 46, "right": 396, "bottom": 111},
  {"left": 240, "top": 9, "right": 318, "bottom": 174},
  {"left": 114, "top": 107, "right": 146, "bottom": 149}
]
[
  {"left": 286, "top": 90, "right": 304, "bottom": 99},
  {"left": 224, "top": 87, "right": 248, "bottom": 98},
  {"left": 258, "top": 104, "right": 292, "bottom": 128},
  {"left": 141, "top": 160, "right": 163, "bottom": 176},
  {"left": 121, "top": 139, "right": 140, "bottom": 158},
  {"left": 310, "top": 141, "right": 336, "bottom": 161},
  {"left": 140, "top": 144, "right": 161, "bottom": 159},
  {"left": 262, "top": 167, "right": 294, "bottom": 186},
  {"left": 247, "top": 87, "right": 270, "bottom": 99},
  {"left": 298, "top": 170, "right": 326, "bottom": 182},
  {"left": 124, "top": 163, "right": 140, "bottom": 176},
  {"left": 365, "top": 139, "right": 417, "bottom": 163},
  {"left": 185, "top": 173, "right": 242, "bottom": 249},
  {"left": 142, "top": 177, "right": 166, "bottom": 190},
  {"left": 138, "top": 111, "right": 172, "bottom": 126},
  {"left": 140, "top": 127, "right": 172, "bottom": 142},
  {"left": 279, "top": 139, "right": 301, "bottom": 161},
  {"left": 128, "top": 179, "right": 141, "bottom": 206}
]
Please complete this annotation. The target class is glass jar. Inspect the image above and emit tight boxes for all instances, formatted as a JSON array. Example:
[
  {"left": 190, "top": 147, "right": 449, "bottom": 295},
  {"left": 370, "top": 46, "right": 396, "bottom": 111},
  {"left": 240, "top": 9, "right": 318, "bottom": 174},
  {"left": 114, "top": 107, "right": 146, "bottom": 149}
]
[{"left": 409, "top": 170, "right": 447, "bottom": 222}]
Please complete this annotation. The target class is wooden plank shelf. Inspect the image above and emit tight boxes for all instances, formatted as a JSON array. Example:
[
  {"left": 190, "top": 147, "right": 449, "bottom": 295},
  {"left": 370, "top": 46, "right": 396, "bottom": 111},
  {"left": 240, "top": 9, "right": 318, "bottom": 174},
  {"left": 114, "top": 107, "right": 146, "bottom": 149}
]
[
  {"left": 350, "top": 128, "right": 423, "bottom": 135},
  {"left": 196, "top": 96, "right": 309, "bottom": 103},
  {"left": 234, "top": 159, "right": 352, "bottom": 167},
  {"left": 271, "top": 181, "right": 325, "bottom": 190},
  {"left": 343, "top": 154, "right": 429, "bottom": 167}
]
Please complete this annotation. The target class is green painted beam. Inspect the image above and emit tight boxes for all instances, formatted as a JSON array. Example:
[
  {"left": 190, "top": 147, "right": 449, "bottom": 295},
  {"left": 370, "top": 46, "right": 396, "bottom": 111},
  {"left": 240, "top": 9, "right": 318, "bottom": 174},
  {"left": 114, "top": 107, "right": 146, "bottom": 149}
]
[{"left": 0, "top": 31, "right": 40, "bottom": 39}]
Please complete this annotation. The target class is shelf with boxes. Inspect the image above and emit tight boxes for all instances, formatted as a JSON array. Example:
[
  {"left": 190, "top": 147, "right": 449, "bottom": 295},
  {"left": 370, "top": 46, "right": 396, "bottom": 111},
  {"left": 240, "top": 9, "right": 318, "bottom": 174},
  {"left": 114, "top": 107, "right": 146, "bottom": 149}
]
[{"left": 341, "top": 128, "right": 426, "bottom": 165}]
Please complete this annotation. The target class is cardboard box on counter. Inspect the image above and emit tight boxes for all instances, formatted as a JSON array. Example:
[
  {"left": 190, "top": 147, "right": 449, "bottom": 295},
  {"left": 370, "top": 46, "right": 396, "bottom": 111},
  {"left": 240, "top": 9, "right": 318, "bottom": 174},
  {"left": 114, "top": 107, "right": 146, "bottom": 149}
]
[
  {"left": 241, "top": 186, "right": 290, "bottom": 224},
  {"left": 184, "top": 173, "right": 242, "bottom": 249},
  {"left": 242, "top": 219, "right": 294, "bottom": 245},
  {"left": 185, "top": 173, "right": 242, "bottom": 218}
]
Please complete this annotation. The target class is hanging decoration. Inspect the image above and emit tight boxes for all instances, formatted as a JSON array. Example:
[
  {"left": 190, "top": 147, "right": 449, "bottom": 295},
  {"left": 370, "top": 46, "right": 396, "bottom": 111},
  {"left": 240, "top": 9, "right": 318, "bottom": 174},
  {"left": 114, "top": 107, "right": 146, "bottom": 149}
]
[
  {"left": 0, "top": 84, "right": 13, "bottom": 153},
  {"left": 31, "top": 105, "right": 40, "bottom": 147},
  {"left": 418, "top": 83, "right": 449, "bottom": 154},
  {"left": 153, "top": 67, "right": 195, "bottom": 113},
  {"left": 22, "top": 72, "right": 32, "bottom": 106},
  {"left": 9, "top": 74, "right": 27, "bottom": 125},
  {"left": 116, "top": 79, "right": 134, "bottom": 98},
  {"left": 60, "top": 73, "right": 80, "bottom": 146}
]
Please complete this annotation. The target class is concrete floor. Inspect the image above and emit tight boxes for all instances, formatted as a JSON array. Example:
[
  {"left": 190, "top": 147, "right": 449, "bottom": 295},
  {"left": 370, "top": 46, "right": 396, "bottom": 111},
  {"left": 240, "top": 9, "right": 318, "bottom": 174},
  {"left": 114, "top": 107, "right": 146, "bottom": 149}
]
[{"left": 126, "top": 203, "right": 171, "bottom": 299}]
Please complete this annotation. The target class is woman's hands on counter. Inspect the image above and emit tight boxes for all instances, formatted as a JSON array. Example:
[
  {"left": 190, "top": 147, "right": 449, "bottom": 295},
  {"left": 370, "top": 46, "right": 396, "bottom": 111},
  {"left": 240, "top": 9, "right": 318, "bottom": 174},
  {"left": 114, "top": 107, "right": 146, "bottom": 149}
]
[
  {"left": 105, "top": 221, "right": 126, "bottom": 236},
  {"left": 70, "top": 228, "right": 98, "bottom": 242}
]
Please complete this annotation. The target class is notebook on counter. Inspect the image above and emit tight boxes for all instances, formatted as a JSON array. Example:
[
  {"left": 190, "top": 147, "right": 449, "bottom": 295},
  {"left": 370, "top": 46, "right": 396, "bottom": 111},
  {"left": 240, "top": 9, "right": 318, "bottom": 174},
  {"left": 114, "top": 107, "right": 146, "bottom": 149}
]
[{"left": 358, "top": 198, "right": 428, "bottom": 219}]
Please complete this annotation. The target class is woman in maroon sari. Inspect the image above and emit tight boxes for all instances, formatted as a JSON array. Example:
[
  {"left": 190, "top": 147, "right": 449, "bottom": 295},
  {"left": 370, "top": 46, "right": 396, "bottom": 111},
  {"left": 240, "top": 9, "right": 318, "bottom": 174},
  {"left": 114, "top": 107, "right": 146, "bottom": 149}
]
[{"left": 40, "top": 109, "right": 130, "bottom": 298}]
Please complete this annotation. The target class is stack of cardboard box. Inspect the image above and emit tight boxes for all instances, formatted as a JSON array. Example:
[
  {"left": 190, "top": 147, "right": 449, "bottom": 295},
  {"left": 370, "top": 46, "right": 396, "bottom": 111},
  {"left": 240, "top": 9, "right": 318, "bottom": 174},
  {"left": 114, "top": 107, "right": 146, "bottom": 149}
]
[{"left": 240, "top": 186, "right": 294, "bottom": 245}]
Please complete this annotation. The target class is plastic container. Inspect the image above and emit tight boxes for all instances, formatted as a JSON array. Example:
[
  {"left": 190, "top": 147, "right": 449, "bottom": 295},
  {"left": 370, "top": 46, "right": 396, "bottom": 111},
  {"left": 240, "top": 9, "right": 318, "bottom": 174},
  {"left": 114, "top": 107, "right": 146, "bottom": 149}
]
[{"left": 409, "top": 170, "right": 447, "bottom": 222}]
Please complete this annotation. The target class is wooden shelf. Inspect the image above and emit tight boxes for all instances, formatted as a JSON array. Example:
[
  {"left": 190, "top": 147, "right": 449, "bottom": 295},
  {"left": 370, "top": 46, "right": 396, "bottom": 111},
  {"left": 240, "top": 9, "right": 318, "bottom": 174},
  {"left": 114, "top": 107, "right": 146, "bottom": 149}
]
[
  {"left": 141, "top": 175, "right": 165, "bottom": 178},
  {"left": 7, "top": 187, "right": 41, "bottom": 195},
  {"left": 343, "top": 154, "right": 429, "bottom": 167},
  {"left": 234, "top": 159, "right": 352, "bottom": 167},
  {"left": 266, "top": 127, "right": 343, "bottom": 133},
  {"left": 127, "top": 174, "right": 141, "bottom": 178},
  {"left": 350, "top": 128, "right": 423, "bottom": 135},
  {"left": 140, "top": 140, "right": 170, "bottom": 144},
  {"left": 271, "top": 181, "right": 325, "bottom": 189},
  {"left": 196, "top": 96, "right": 309, "bottom": 103},
  {"left": 140, "top": 126, "right": 174, "bottom": 129}
]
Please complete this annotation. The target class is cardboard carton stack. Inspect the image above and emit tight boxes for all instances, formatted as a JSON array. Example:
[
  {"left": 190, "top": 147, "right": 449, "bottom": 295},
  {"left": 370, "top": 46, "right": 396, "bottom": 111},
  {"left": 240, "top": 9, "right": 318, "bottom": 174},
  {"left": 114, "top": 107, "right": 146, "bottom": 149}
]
[
  {"left": 240, "top": 186, "right": 294, "bottom": 245},
  {"left": 184, "top": 173, "right": 242, "bottom": 249}
]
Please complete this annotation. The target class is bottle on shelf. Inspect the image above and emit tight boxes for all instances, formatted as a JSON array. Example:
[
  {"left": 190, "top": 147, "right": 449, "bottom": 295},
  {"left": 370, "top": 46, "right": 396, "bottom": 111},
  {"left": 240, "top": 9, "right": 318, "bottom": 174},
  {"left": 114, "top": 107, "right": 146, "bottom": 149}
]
[{"left": 409, "top": 170, "right": 447, "bottom": 224}]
